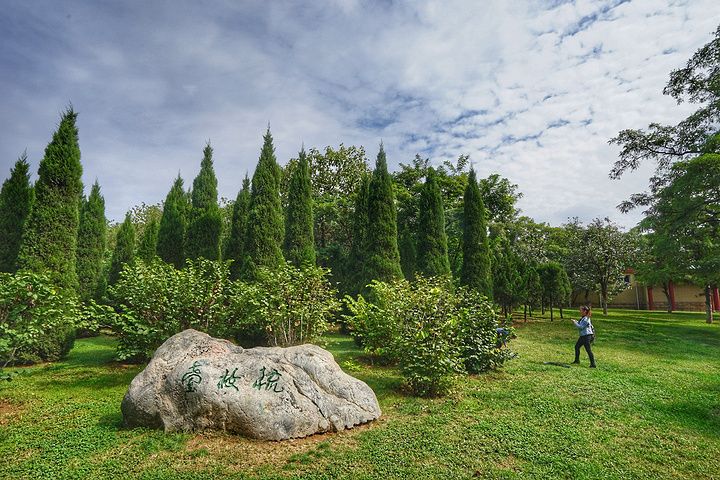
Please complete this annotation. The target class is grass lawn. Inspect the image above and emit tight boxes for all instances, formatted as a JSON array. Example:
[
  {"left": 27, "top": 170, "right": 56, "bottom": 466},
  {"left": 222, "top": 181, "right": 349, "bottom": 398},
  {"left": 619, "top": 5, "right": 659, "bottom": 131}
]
[{"left": 1, "top": 309, "right": 719, "bottom": 479}]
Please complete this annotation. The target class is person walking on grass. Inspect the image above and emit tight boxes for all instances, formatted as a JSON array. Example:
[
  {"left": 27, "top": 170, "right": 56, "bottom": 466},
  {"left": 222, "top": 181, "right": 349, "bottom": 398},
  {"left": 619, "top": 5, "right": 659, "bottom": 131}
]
[{"left": 572, "top": 305, "right": 596, "bottom": 368}]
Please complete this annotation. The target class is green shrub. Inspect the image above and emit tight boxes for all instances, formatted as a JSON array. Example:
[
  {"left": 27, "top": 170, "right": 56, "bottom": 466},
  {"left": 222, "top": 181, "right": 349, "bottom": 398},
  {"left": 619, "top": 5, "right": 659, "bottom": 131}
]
[
  {"left": 345, "top": 275, "right": 513, "bottom": 397},
  {"left": 0, "top": 270, "right": 78, "bottom": 366},
  {"left": 228, "top": 262, "right": 340, "bottom": 347},
  {"left": 109, "top": 258, "right": 231, "bottom": 361}
]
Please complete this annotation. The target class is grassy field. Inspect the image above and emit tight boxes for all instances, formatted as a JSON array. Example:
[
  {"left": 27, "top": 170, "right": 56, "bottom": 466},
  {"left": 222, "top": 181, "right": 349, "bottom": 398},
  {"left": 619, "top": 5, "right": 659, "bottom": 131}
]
[{"left": 1, "top": 309, "right": 718, "bottom": 479}]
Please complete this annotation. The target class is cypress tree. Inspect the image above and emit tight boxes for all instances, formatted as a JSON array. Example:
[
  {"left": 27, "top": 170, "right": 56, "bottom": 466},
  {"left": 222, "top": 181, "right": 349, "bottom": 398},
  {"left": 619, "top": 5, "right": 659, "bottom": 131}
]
[
  {"left": 365, "top": 144, "right": 402, "bottom": 283},
  {"left": 137, "top": 216, "right": 159, "bottom": 263},
  {"left": 76, "top": 181, "right": 107, "bottom": 301},
  {"left": 0, "top": 153, "right": 33, "bottom": 273},
  {"left": 241, "top": 128, "right": 284, "bottom": 280},
  {"left": 461, "top": 168, "right": 492, "bottom": 298},
  {"left": 185, "top": 142, "right": 222, "bottom": 261},
  {"left": 416, "top": 167, "right": 450, "bottom": 277},
  {"left": 18, "top": 107, "right": 83, "bottom": 291},
  {"left": 157, "top": 175, "right": 188, "bottom": 268},
  {"left": 347, "top": 174, "right": 371, "bottom": 295},
  {"left": 226, "top": 175, "right": 251, "bottom": 279},
  {"left": 109, "top": 213, "right": 136, "bottom": 285},
  {"left": 284, "top": 148, "right": 315, "bottom": 267}
]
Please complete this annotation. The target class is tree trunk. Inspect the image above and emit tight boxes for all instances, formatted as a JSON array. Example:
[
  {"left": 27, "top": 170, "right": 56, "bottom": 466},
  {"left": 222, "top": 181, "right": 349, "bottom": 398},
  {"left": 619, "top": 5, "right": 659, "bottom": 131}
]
[
  {"left": 705, "top": 285, "right": 714, "bottom": 324},
  {"left": 524, "top": 304, "right": 527, "bottom": 322},
  {"left": 550, "top": 296, "right": 554, "bottom": 321},
  {"left": 662, "top": 282, "right": 672, "bottom": 313},
  {"left": 559, "top": 304, "right": 564, "bottom": 319},
  {"left": 601, "top": 287, "right": 608, "bottom": 315}
]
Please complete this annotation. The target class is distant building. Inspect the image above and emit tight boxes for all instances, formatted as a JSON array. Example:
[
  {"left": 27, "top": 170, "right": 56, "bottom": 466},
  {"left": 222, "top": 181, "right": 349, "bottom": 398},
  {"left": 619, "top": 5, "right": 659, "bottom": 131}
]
[{"left": 574, "top": 270, "right": 717, "bottom": 312}]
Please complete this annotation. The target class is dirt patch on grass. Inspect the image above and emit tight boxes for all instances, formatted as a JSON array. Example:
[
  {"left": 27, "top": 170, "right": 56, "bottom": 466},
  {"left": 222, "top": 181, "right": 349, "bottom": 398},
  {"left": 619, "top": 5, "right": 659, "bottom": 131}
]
[{"left": 0, "top": 398, "right": 25, "bottom": 425}]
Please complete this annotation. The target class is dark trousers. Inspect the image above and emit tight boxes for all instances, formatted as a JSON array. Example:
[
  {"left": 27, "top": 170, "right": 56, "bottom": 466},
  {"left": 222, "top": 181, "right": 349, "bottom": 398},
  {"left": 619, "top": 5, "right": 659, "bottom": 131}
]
[{"left": 574, "top": 335, "right": 595, "bottom": 366}]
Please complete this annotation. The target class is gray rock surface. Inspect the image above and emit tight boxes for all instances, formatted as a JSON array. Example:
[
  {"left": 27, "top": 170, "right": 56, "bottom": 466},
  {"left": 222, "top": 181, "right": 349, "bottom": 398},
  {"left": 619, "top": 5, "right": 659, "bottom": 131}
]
[{"left": 121, "top": 329, "right": 381, "bottom": 440}]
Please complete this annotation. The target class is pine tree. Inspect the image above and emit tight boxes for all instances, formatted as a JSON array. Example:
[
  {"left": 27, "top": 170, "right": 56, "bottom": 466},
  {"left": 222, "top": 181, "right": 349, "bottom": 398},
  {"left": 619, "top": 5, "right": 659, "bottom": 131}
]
[
  {"left": 365, "top": 144, "right": 403, "bottom": 283},
  {"left": 137, "top": 216, "right": 159, "bottom": 263},
  {"left": 157, "top": 175, "right": 188, "bottom": 268},
  {"left": 76, "top": 181, "right": 106, "bottom": 301},
  {"left": 226, "top": 175, "right": 251, "bottom": 280},
  {"left": 185, "top": 142, "right": 222, "bottom": 261},
  {"left": 109, "top": 213, "right": 136, "bottom": 285},
  {"left": 416, "top": 167, "right": 450, "bottom": 277},
  {"left": 18, "top": 108, "right": 83, "bottom": 291},
  {"left": 461, "top": 168, "right": 492, "bottom": 298},
  {"left": 242, "top": 128, "right": 284, "bottom": 280},
  {"left": 0, "top": 153, "right": 33, "bottom": 273},
  {"left": 284, "top": 148, "right": 315, "bottom": 267},
  {"left": 347, "top": 174, "right": 371, "bottom": 295}
]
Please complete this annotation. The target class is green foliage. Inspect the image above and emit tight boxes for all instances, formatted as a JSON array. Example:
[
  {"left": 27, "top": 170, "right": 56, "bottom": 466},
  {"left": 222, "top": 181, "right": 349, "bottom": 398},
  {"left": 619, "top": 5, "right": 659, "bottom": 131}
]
[
  {"left": 347, "top": 174, "right": 371, "bottom": 295},
  {"left": 76, "top": 181, "right": 107, "bottom": 302},
  {"left": 460, "top": 168, "right": 492, "bottom": 297},
  {"left": 136, "top": 216, "right": 159, "bottom": 264},
  {"left": 157, "top": 176, "right": 188, "bottom": 269},
  {"left": 0, "top": 270, "right": 78, "bottom": 365},
  {"left": 18, "top": 108, "right": 83, "bottom": 291},
  {"left": 229, "top": 263, "right": 340, "bottom": 347},
  {"left": 225, "top": 175, "right": 250, "bottom": 280},
  {"left": 242, "top": 128, "right": 284, "bottom": 280},
  {"left": 345, "top": 276, "right": 509, "bottom": 397},
  {"left": 491, "top": 228, "right": 522, "bottom": 316},
  {"left": 284, "top": 148, "right": 316, "bottom": 267},
  {"left": 186, "top": 142, "right": 222, "bottom": 261},
  {"left": 109, "top": 213, "right": 136, "bottom": 286},
  {"left": 0, "top": 153, "right": 33, "bottom": 273},
  {"left": 479, "top": 174, "right": 522, "bottom": 224},
  {"left": 365, "top": 145, "right": 403, "bottom": 283},
  {"left": 610, "top": 25, "right": 720, "bottom": 212},
  {"left": 109, "top": 259, "right": 231, "bottom": 361},
  {"left": 537, "top": 262, "right": 571, "bottom": 320},
  {"left": 416, "top": 168, "right": 450, "bottom": 277}
]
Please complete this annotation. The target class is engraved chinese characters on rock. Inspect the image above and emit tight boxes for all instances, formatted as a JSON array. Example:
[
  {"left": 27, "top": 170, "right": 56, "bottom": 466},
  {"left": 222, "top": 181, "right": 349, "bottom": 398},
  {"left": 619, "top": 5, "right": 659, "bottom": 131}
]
[
  {"left": 181, "top": 360, "right": 204, "bottom": 392},
  {"left": 252, "top": 366, "right": 284, "bottom": 393},
  {"left": 217, "top": 368, "right": 240, "bottom": 391}
]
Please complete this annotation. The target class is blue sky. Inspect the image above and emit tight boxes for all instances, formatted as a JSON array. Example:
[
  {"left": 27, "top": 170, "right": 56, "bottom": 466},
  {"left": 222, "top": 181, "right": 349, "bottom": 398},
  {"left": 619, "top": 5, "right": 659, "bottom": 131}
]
[{"left": 1, "top": 0, "right": 718, "bottom": 228}]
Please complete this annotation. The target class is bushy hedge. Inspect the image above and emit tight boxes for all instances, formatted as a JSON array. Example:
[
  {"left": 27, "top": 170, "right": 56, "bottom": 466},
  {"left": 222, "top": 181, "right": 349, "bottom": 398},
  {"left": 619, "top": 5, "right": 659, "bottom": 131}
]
[
  {"left": 0, "top": 270, "right": 78, "bottom": 366},
  {"left": 108, "top": 259, "right": 339, "bottom": 361},
  {"left": 345, "top": 275, "right": 514, "bottom": 397}
]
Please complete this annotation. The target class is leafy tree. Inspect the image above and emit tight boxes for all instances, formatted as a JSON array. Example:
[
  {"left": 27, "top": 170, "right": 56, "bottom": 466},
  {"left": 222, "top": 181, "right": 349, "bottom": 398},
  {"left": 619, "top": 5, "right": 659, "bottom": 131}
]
[
  {"left": 460, "top": 168, "right": 492, "bottom": 297},
  {"left": 538, "top": 262, "right": 572, "bottom": 320},
  {"left": 561, "top": 218, "right": 600, "bottom": 305},
  {"left": 157, "top": 175, "right": 188, "bottom": 268},
  {"left": 284, "top": 148, "right": 315, "bottom": 267},
  {"left": 491, "top": 227, "right": 522, "bottom": 317},
  {"left": 479, "top": 174, "right": 522, "bottom": 224},
  {"left": 610, "top": 25, "right": 720, "bottom": 212},
  {"left": 18, "top": 108, "right": 83, "bottom": 291},
  {"left": 186, "top": 142, "right": 222, "bottom": 261},
  {"left": 242, "top": 128, "right": 284, "bottom": 280},
  {"left": 225, "top": 175, "right": 250, "bottom": 280},
  {"left": 137, "top": 216, "right": 159, "bottom": 264},
  {"left": 76, "top": 181, "right": 107, "bottom": 301},
  {"left": 0, "top": 153, "right": 33, "bottom": 273},
  {"left": 365, "top": 144, "right": 403, "bottom": 283},
  {"left": 416, "top": 168, "right": 450, "bottom": 277},
  {"left": 577, "top": 218, "right": 636, "bottom": 315},
  {"left": 648, "top": 154, "right": 720, "bottom": 323},
  {"left": 519, "top": 263, "right": 542, "bottom": 320},
  {"left": 634, "top": 230, "right": 682, "bottom": 313},
  {"left": 109, "top": 213, "right": 136, "bottom": 286}
]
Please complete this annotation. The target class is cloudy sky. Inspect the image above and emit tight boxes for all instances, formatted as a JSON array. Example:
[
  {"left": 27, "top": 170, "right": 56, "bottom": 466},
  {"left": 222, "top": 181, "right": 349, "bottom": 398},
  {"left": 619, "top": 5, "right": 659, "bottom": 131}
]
[{"left": 1, "top": 0, "right": 718, "bottom": 228}]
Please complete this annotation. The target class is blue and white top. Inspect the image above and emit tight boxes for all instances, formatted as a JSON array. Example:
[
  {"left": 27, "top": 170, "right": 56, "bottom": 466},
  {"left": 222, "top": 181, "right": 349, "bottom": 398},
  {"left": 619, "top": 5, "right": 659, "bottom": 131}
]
[{"left": 573, "top": 316, "right": 594, "bottom": 336}]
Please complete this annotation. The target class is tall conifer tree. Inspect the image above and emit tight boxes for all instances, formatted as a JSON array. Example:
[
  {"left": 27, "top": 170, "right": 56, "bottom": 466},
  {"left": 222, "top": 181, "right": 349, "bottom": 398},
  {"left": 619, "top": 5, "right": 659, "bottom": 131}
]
[
  {"left": 18, "top": 108, "right": 83, "bottom": 291},
  {"left": 347, "top": 174, "right": 371, "bottom": 294},
  {"left": 226, "top": 175, "right": 250, "bottom": 279},
  {"left": 137, "top": 216, "right": 159, "bottom": 264},
  {"left": 0, "top": 153, "right": 33, "bottom": 273},
  {"left": 157, "top": 175, "right": 188, "bottom": 268},
  {"left": 461, "top": 168, "right": 492, "bottom": 297},
  {"left": 76, "top": 181, "right": 107, "bottom": 301},
  {"left": 109, "top": 213, "right": 136, "bottom": 285},
  {"left": 416, "top": 167, "right": 450, "bottom": 277},
  {"left": 284, "top": 148, "right": 315, "bottom": 267},
  {"left": 365, "top": 144, "right": 403, "bottom": 283},
  {"left": 242, "top": 128, "right": 284, "bottom": 280},
  {"left": 186, "top": 142, "right": 222, "bottom": 260}
]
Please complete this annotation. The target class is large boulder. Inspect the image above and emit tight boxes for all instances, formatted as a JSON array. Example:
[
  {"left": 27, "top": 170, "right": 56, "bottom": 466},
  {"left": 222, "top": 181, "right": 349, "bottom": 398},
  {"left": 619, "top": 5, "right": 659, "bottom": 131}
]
[{"left": 121, "top": 329, "right": 381, "bottom": 440}]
